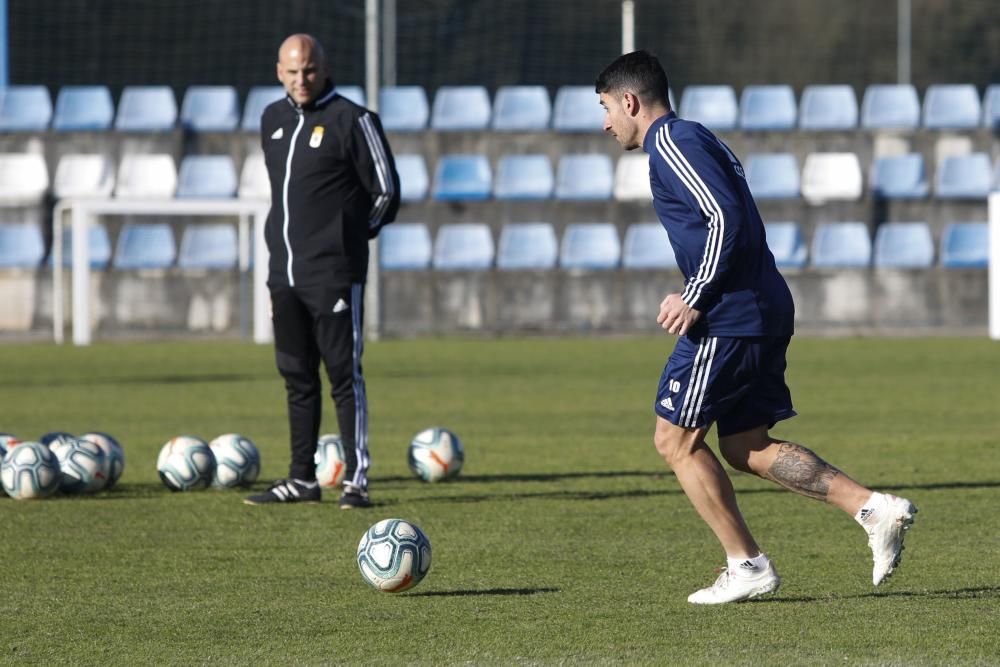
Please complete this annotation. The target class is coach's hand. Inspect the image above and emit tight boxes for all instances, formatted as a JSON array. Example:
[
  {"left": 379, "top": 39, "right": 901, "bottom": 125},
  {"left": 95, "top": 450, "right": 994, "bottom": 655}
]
[{"left": 657, "top": 293, "right": 702, "bottom": 336}]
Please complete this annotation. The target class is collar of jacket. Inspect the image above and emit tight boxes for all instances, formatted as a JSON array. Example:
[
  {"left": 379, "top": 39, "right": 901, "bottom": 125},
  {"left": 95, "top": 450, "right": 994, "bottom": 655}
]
[{"left": 286, "top": 80, "right": 338, "bottom": 112}]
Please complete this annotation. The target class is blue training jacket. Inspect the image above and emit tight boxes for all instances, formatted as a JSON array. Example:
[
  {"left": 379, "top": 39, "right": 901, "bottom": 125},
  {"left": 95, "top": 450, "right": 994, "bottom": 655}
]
[{"left": 643, "top": 111, "right": 794, "bottom": 337}]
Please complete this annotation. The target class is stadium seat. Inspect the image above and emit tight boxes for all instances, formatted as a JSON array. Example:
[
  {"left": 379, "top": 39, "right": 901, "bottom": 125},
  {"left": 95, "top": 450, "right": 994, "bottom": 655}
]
[
  {"left": 494, "top": 155, "right": 553, "bottom": 200},
  {"left": 431, "top": 155, "right": 492, "bottom": 201},
  {"left": 112, "top": 222, "right": 176, "bottom": 269},
  {"left": 861, "top": 84, "right": 920, "bottom": 130},
  {"left": 870, "top": 153, "right": 928, "bottom": 199},
  {"left": 555, "top": 154, "right": 614, "bottom": 200},
  {"left": 178, "top": 224, "right": 238, "bottom": 269},
  {"left": 873, "top": 222, "right": 934, "bottom": 268},
  {"left": 764, "top": 222, "right": 807, "bottom": 269},
  {"left": 0, "top": 153, "right": 49, "bottom": 205},
  {"left": 801, "top": 152, "right": 863, "bottom": 203},
  {"left": 0, "top": 223, "right": 45, "bottom": 269},
  {"left": 798, "top": 84, "right": 858, "bottom": 130},
  {"left": 622, "top": 223, "right": 677, "bottom": 269},
  {"left": 496, "top": 223, "right": 558, "bottom": 270},
  {"left": 679, "top": 85, "right": 738, "bottom": 130},
  {"left": 552, "top": 86, "right": 605, "bottom": 132},
  {"left": 238, "top": 153, "right": 269, "bottom": 199},
  {"left": 379, "top": 223, "right": 432, "bottom": 270},
  {"left": 739, "top": 85, "right": 797, "bottom": 130},
  {"left": 53, "top": 154, "right": 115, "bottom": 199},
  {"left": 560, "top": 223, "right": 620, "bottom": 270},
  {"left": 176, "top": 155, "right": 238, "bottom": 198},
  {"left": 433, "top": 223, "right": 494, "bottom": 270},
  {"left": 940, "top": 222, "right": 988, "bottom": 268},
  {"left": 115, "top": 154, "right": 177, "bottom": 198},
  {"left": 241, "top": 85, "right": 285, "bottom": 131},
  {"left": 0, "top": 85, "right": 52, "bottom": 131},
  {"left": 114, "top": 85, "right": 178, "bottom": 131},
  {"left": 52, "top": 85, "right": 114, "bottom": 131},
  {"left": 745, "top": 153, "right": 800, "bottom": 199},
  {"left": 396, "top": 154, "right": 429, "bottom": 202},
  {"left": 52, "top": 223, "right": 112, "bottom": 269},
  {"left": 811, "top": 222, "right": 871, "bottom": 268},
  {"left": 491, "top": 86, "right": 551, "bottom": 131},
  {"left": 379, "top": 86, "right": 430, "bottom": 132},
  {"left": 180, "top": 85, "right": 240, "bottom": 132},
  {"left": 431, "top": 85, "right": 491, "bottom": 130},
  {"left": 335, "top": 85, "right": 365, "bottom": 106},
  {"left": 922, "top": 84, "right": 980, "bottom": 129},
  {"left": 613, "top": 154, "right": 652, "bottom": 201},
  {"left": 984, "top": 84, "right": 1000, "bottom": 129},
  {"left": 934, "top": 153, "right": 992, "bottom": 199}
]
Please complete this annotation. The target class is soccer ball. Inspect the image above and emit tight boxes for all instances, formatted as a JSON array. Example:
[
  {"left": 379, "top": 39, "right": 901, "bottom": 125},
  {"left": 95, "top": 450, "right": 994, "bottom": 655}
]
[
  {"left": 157, "top": 436, "right": 215, "bottom": 491},
  {"left": 1, "top": 441, "right": 61, "bottom": 499},
  {"left": 408, "top": 427, "right": 464, "bottom": 482},
  {"left": 39, "top": 431, "right": 75, "bottom": 448},
  {"left": 209, "top": 433, "right": 260, "bottom": 488},
  {"left": 315, "top": 433, "right": 346, "bottom": 487},
  {"left": 53, "top": 437, "right": 108, "bottom": 494},
  {"left": 0, "top": 433, "right": 20, "bottom": 459},
  {"left": 357, "top": 518, "right": 432, "bottom": 593},
  {"left": 79, "top": 432, "right": 125, "bottom": 490}
]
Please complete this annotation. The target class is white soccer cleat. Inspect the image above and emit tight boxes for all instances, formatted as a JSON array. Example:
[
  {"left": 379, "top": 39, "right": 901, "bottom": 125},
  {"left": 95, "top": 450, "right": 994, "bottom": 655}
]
[
  {"left": 687, "top": 562, "right": 781, "bottom": 604},
  {"left": 866, "top": 494, "right": 917, "bottom": 586}
]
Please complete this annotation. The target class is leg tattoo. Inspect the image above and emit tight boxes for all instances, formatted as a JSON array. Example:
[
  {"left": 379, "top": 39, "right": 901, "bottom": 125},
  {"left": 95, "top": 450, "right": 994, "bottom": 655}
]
[{"left": 765, "top": 443, "right": 841, "bottom": 501}]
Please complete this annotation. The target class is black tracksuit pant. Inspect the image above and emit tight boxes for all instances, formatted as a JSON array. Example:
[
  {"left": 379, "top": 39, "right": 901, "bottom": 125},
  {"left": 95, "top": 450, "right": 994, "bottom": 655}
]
[{"left": 270, "top": 281, "right": 369, "bottom": 490}]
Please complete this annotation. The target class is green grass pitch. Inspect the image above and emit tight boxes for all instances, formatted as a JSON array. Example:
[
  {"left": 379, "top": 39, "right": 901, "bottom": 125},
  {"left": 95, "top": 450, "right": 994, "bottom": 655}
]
[{"left": 1, "top": 337, "right": 998, "bottom": 665}]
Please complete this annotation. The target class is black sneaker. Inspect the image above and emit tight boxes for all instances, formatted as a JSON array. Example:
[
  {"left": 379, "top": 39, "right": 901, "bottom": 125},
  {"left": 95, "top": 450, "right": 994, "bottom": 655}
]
[
  {"left": 338, "top": 486, "right": 371, "bottom": 510},
  {"left": 244, "top": 479, "right": 321, "bottom": 505}
]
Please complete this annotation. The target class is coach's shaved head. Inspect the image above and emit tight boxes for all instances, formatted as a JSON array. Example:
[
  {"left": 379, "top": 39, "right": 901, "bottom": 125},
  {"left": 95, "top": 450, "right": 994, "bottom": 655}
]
[{"left": 276, "top": 33, "right": 329, "bottom": 106}]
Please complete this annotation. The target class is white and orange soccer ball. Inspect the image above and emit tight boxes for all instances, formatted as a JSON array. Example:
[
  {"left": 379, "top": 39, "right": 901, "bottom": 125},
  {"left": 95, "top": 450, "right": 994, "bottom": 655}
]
[
  {"left": 315, "top": 433, "right": 347, "bottom": 487},
  {"left": 79, "top": 432, "right": 125, "bottom": 490},
  {"left": 1, "top": 441, "right": 61, "bottom": 499},
  {"left": 357, "top": 518, "right": 432, "bottom": 593},
  {"left": 53, "top": 437, "right": 107, "bottom": 494},
  {"left": 408, "top": 427, "right": 464, "bottom": 482},
  {"left": 209, "top": 433, "right": 260, "bottom": 488},
  {"left": 157, "top": 436, "right": 215, "bottom": 491}
]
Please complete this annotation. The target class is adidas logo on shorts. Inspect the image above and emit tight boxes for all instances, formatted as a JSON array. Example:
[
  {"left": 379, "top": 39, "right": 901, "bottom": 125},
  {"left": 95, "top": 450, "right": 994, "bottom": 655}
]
[{"left": 660, "top": 397, "right": 675, "bottom": 411}]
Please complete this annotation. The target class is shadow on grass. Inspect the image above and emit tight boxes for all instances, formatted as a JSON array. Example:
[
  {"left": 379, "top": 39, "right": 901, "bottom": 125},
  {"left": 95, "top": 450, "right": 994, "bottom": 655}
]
[
  {"left": 376, "top": 470, "right": 666, "bottom": 484},
  {"left": 751, "top": 586, "right": 1000, "bottom": 604},
  {"left": 16, "top": 373, "right": 270, "bottom": 388},
  {"left": 408, "top": 587, "right": 559, "bottom": 598}
]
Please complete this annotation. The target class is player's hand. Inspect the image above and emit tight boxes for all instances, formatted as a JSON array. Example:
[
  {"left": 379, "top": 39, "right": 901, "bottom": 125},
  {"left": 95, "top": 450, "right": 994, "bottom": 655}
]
[{"left": 656, "top": 293, "right": 702, "bottom": 336}]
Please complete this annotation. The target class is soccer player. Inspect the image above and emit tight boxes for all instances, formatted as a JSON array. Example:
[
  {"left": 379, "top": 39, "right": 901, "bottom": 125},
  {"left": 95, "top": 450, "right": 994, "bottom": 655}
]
[
  {"left": 595, "top": 51, "right": 917, "bottom": 604},
  {"left": 245, "top": 34, "right": 400, "bottom": 508}
]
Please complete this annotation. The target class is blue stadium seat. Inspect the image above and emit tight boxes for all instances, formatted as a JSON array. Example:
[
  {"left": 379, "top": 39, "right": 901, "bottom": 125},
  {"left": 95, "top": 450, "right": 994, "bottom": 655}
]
[
  {"left": 335, "top": 85, "right": 365, "bottom": 106},
  {"left": 799, "top": 85, "right": 858, "bottom": 130},
  {"left": 0, "top": 223, "right": 45, "bottom": 269},
  {"left": 622, "top": 223, "right": 677, "bottom": 269},
  {"left": 0, "top": 85, "right": 52, "bottom": 131},
  {"left": 433, "top": 223, "right": 494, "bottom": 270},
  {"left": 431, "top": 85, "right": 491, "bottom": 130},
  {"left": 492, "top": 86, "right": 551, "bottom": 131},
  {"left": 552, "top": 86, "right": 605, "bottom": 132},
  {"left": 873, "top": 222, "right": 934, "bottom": 268},
  {"left": 379, "top": 223, "right": 432, "bottom": 270},
  {"left": 52, "top": 223, "right": 112, "bottom": 269},
  {"left": 745, "top": 153, "right": 800, "bottom": 199},
  {"left": 180, "top": 86, "right": 239, "bottom": 132},
  {"left": 739, "top": 85, "right": 797, "bottom": 130},
  {"left": 379, "top": 86, "right": 429, "bottom": 132},
  {"left": 984, "top": 85, "right": 1000, "bottom": 129},
  {"left": 178, "top": 224, "right": 238, "bottom": 269},
  {"left": 922, "top": 84, "right": 980, "bottom": 129},
  {"left": 494, "top": 155, "right": 553, "bottom": 200},
  {"left": 555, "top": 154, "right": 613, "bottom": 200},
  {"left": 496, "top": 223, "right": 558, "bottom": 270},
  {"left": 871, "top": 154, "right": 928, "bottom": 199},
  {"left": 861, "top": 84, "right": 920, "bottom": 130},
  {"left": 53, "top": 86, "right": 114, "bottom": 131},
  {"left": 560, "top": 223, "right": 620, "bottom": 270},
  {"left": 115, "top": 86, "right": 177, "bottom": 131},
  {"left": 241, "top": 86, "right": 285, "bottom": 131},
  {"left": 811, "top": 222, "right": 871, "bottom": 268},
  {"left": 112, "top": 223, "right": 176, "bottom": 269},
  {"left": 679, "top": 85, "right": 738, "bottom": 130},
  {"left": 940, "top": 222, "right": 988, "bottom": 268},
  {"left": 431, "top": 155, "right": 492, "bottom": 201},
  {"left": 764, "top": 222, "right": 807, "bottom": 269},
  {"left": 935, "top": 153, "right": 992, "bottom": 199},
  {"left": 176, "top": 155, "right": 238, "bottom": 198},
  {"left": 395, "top": 154, "right": 429, "bottom": 202}
]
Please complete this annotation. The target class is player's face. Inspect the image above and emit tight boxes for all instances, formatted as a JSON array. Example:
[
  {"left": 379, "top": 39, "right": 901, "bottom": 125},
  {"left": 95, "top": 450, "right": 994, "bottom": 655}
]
[
  {"left": 600, "top": 92, "right": 639, "bottom": 150},
  {"left": 277, "top": 47, "right": 327, "bottom": 105}
]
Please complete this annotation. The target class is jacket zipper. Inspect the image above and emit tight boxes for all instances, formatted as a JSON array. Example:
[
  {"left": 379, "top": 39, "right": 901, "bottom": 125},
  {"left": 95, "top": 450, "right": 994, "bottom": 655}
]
[{"left": 281, "top": 111, "right": 306, "bottom": 285}]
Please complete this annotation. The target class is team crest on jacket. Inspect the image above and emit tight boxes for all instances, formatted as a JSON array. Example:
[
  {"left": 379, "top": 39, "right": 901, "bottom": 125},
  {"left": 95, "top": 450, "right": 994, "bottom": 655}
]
[{"left": 310, "top": 126, "right": 325, "bottom": 148}]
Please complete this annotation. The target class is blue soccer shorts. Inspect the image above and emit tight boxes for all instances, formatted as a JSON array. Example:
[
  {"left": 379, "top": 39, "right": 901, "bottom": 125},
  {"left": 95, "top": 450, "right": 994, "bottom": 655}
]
[{"left": 654, "top": 335, "right": 797, "bottom": 437}]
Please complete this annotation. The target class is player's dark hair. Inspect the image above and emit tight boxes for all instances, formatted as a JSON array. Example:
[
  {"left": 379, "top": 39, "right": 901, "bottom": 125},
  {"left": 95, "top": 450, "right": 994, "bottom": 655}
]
[{"left": 595, "top": 50, "right": 671, "bottom": 109}]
